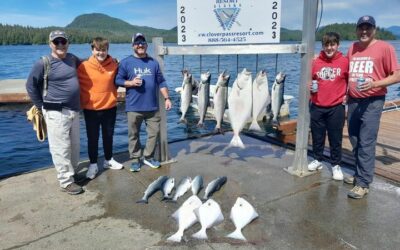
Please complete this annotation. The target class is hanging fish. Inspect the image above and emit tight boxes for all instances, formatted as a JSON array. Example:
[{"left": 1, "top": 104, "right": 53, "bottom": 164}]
[
  {"left": 228, "top": 68, "right": 252, "bottom": 148},
  {"left": 271, "top": 72, "right": 286, "bottom": 126},
  {"left": 249, "top": 70, "right": 270, "bottom": 131},
  {"left": 179, "top": 69, "right": 194, "bottom": 124},
  {"left": 213, "top": 70, "right": 230, "bottom": 134},
  {"left": 197, "top": 71, "right": 211, "bottom": 127}
]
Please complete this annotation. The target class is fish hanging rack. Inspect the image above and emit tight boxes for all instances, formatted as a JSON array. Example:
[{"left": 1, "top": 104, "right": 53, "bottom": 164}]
[
  {"left": 152, "top": 0, "right": 319, "bottom": 178},
  {"left": 164, "top": 44, "right": 306, "bottom": 78}
]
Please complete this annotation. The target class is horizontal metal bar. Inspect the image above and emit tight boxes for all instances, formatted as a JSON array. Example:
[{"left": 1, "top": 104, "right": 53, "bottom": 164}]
[{"left": 159, "top": 44, "right": 307, "bottom": 56}]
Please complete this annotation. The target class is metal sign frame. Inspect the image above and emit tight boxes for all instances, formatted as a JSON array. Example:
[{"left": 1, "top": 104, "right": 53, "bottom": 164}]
[{"left": 154, "top": 0, "right": 318, "bottom": 177}]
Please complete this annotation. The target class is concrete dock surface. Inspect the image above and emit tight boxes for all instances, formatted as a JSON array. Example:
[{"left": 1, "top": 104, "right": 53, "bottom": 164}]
[{"left": 1, "top": 133, "right": 399, "bottom": 249}]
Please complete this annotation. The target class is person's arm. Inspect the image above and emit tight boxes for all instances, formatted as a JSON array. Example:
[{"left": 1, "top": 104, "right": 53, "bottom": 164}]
[
  {"left": 160, "top": 87, "right": 172, "bottom": 110},
  {"left": 26, "top": 60, "right": 45, "bottom": 109},
  {"left": 370, "top": 69, "right": 400, "bottom": 89},
  {"left": 115, "top": 61, "right": 141, "bottom": 88}
]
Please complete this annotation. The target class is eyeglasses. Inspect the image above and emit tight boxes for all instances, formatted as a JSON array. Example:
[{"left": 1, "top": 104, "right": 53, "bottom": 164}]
[
  {"left": 52, "top": 38, "right": 68, "bottom": 46},
  {"left": 133, "top": 41, "right": 147, "bottom": 46}
]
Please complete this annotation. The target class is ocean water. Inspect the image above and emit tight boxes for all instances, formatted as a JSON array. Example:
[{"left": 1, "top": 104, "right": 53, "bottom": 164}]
[{"left": 0, "top": 41, "right": 399, "bottom": 178}]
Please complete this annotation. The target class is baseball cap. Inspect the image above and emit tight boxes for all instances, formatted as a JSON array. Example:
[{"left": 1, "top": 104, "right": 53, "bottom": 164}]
[
  {"left": 49, "top": 30, "right": 68, "bottom": 41},
  {"left": 132, "top": 33, "right": 146, "bottom": 43},
  {"left": 356, "top": 15, "right": 376, "bottom": 27}
]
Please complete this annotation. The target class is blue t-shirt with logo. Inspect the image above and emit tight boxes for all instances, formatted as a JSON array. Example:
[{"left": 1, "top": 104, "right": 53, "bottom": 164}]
[{"left": 115, "top": 55, "right": 167, "bottom": 112}]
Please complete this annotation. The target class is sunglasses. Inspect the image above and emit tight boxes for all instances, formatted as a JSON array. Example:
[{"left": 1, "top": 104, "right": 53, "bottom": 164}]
[
  {"left": 133, "top": 41, "right": 147, "bottom": 46},
  {"left": 52, "top": 38, "right": 68, "bottom": 46}
]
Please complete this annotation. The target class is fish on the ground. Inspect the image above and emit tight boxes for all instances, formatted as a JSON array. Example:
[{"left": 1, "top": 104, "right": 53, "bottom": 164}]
[
  {"left": 203, "top": 176, "right": 227, "bottom": 200},
  {"left": 271, "top": 72, "right": 286, "bottom": 126},
  {"left": 192, "top": 199, "right": 224, "bottom": 240},
  {"left": 171, "top": 176, "right": 192, "bottom": 202},
  {"left": 191, "top": 175, "right": 203, "bottom": 196},
  {"left": 136, "top": 175, "right": 169, "bottom": 204},
  {"left": 226, "top": 197, "right": 259, "bottom": 241},
  {"left": 249, "top": 70, "right": 270, "bottom": 131},
  {"left": 167, "top": 195, "right": 203, "bottom": 242},
  {"left": 212, "top": 70, "right": 230, "bottom": 134},
  {"left": 227, "top": 68, "right": 253, "bottom": 148},
  {"left": 197, "top": 71, "right": 211, "bottom": 127},
  {"left": 179, "top": 69, "right": 194, "bottom": 124},
  {"left": 161, "top": 177, "right": 175, "bottom": 200}
]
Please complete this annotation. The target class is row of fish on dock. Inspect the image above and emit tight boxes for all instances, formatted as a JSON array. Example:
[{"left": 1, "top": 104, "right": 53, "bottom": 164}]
[
  {"left": 136, "top": 174, "right": 259, "bottom": 242},
  {"left": 137, "top": 175, "right": 227, "bottom": 204},
  {"left": 179, "top": 69, "right": 287, "bottom": 148}
]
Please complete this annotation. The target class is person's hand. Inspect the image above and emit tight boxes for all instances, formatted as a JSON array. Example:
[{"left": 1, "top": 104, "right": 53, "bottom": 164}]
[
  {"left": 165, "top": 98, "right": 172, "bottom": 110},
  {"left": 125, "top": 78, "right": 142, "bottom": 88},
  {"left": 358, "top": 81, "right": 374, "bottom": 92}
]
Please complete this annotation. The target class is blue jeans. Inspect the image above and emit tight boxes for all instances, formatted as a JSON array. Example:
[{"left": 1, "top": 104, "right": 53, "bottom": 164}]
[{"left": 347, "top": 96, "right": 385, "bottom": 188}]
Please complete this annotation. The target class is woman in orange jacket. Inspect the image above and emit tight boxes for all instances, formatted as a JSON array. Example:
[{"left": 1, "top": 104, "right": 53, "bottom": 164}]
[{"left": 78, "top": 37, "right": 123, "bottom": 179}]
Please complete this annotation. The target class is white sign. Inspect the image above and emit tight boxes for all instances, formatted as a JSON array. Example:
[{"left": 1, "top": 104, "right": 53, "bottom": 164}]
[{"left": 177, "top": 0, "right": 281, "bottom": 45}]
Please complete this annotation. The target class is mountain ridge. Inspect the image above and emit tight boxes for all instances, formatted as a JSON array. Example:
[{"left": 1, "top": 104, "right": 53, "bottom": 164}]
[{"left": 0, "top": 13, "right": 397, "bottom": 45}]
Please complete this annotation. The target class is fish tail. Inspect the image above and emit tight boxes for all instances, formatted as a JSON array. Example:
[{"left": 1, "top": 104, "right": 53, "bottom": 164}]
[
  {"left": 192, "top": 228, "right": 208, "bottom": 240},
  {"left": 229, "top": 134, "right": 245, "bottom": 148},
  {"left": 197, "top": 121, "right": 204, "bottom": 128},
  {"left": 249, "top": 120, "right": 262, "bottom": 131},
  {"left": 136, "top": 199, "right": 148, "bottom": 204},
  {"left": 167, "top": 231, "right": 183, "bottom": 242},
  {"left": 178, "top": 117, "right": 187, "bottom": 124},
  {"left": 161, "top": 196, "right": 172, "bottom": 201},
  {"left": 226, "top": 229, "right": 246, "bottom": 241}
]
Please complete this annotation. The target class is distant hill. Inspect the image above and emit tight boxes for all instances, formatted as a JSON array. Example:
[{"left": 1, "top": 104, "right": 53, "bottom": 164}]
[
  {"left": 387, "top": 26, "right": 400, "bottom": 39},
  {"left": 0, "top": 13, "right": 397, "bottom": 45}
]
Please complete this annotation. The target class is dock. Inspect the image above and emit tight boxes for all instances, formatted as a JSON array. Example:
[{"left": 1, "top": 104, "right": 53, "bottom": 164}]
[
  {"left": 1, "top": 132, "right": 399, "bottom": 249},
  {"left": 1, "top": 78, "right": 400, "bottom": 184}
]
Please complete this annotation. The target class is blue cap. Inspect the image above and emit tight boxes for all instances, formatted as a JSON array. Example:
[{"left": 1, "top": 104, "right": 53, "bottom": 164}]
[
  {"left": 357, "top": 15, "right": 376, "bottom": 27},
  {"left": 132, "top": 33, "right": 146, "bottom": 43}
]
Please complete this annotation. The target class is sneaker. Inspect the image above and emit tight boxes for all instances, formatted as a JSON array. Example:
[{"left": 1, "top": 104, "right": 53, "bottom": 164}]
[
  {"left": 332, "top": 165, "right": 344, "bottom": 181},
  {"left": 130, "top": 161, "right": 141, "bottom": 172},
  {"left": 344, "top": 175, "right": 355, "bottom": 185},
  {"left": 143, "top": 158, "right": 161, "bottom": 169},
  {"left": 348, "top": 185, "right": 369, "bottom": 199},
  {"left": 308, "top": 160, "right": 323, "bottom": 171},
  {"left": 86, "top": 163, "right": 98, "bottom": 179},
  {"left": 103, "top": 158, "right": 124, "bottom": 170},
  {"left": 61, "top": 183, "right": 84, "bottom": 195}
]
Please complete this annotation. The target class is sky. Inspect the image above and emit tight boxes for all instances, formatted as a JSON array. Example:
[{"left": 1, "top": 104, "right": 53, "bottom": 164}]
[{"left": 0, "top": 0, "right": 399, "bottom": 30}]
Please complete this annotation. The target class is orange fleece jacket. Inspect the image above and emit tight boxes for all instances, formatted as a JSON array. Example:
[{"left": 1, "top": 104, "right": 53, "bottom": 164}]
[{"left": 78, "top": 55, "right": 118, "bottom": 110}]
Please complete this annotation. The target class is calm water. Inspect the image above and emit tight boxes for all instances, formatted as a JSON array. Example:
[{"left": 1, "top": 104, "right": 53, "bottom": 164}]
[{"left": 1, "top": 41, "right": 399, "bottom": 178}]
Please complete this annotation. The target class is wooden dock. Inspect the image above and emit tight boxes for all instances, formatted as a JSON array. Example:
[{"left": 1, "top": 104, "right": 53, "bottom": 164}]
[{"left": 276, "top": 103, "right": 400, "bottom": 184}]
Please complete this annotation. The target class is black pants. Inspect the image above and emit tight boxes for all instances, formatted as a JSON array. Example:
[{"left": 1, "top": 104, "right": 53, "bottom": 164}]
[
  {"left": 83, "top": 107, "right": 117, "bottom": 163},
  {"left": 310, "top": 103, "right": 345, "bottom": 165}
]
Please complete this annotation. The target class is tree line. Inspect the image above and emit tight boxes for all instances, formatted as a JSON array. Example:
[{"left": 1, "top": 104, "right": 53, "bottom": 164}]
[{"left": 0, "top": 23, "right": 396, "bottom": 45}]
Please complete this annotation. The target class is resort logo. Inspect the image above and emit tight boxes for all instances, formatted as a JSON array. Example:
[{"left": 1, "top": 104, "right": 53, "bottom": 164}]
[{"left": 214, "top": 0, "right": 242, "bottom": 31}]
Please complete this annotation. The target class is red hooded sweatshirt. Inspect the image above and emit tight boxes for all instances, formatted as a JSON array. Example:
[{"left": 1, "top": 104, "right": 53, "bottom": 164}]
[{"left": 311, "top": 51, "right": 349, "bottom": 107}]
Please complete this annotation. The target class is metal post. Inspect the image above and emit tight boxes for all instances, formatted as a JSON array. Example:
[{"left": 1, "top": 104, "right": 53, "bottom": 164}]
[
  {"left": 152, "top": 37, "right": 175, "bottom": 165},
  {"left": 285, "top": 0, "right": 318, "bottom": 177}
]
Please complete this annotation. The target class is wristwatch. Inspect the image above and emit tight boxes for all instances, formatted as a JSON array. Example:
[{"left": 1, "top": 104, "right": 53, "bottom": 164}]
[{"left": 164, "top": 97, "right": 170, "bottom": 101}]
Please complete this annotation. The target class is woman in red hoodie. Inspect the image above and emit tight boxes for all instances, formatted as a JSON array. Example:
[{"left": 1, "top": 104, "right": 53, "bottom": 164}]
[
  {"left": 78, "top": 37, "right": 124, "bottom": 179},
  {"left": 307, "top": 32, "right": 349, "bottom": 181}
]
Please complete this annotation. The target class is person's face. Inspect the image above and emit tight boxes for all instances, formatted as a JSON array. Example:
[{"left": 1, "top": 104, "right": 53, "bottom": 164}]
[
  {"left": 133, "top": 40, "right": 147, "bottom": 58},
  {"left": 356, "top": 24, "right": 376, "bottom": 44},
  {"left": 50, "top": 37, "right": 69, "bottom": 58},
  {"left": 92, "top": 47, "right": 108, "bottom": 62},
  {"left": 323, "top": 42, "right": 339, "bottom": 58}
]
